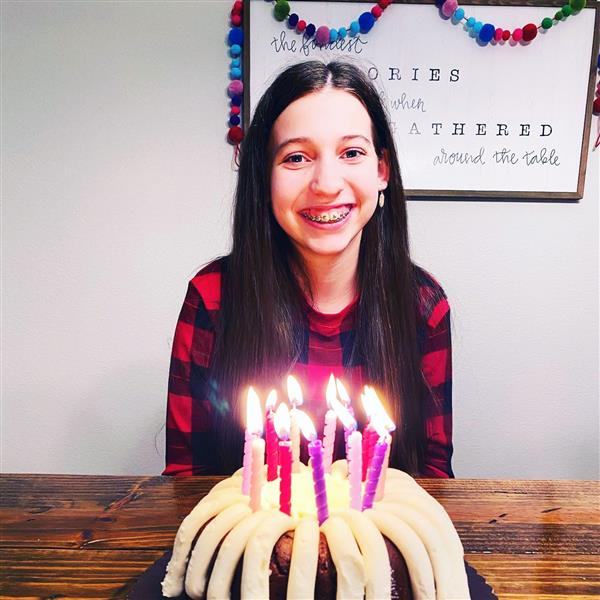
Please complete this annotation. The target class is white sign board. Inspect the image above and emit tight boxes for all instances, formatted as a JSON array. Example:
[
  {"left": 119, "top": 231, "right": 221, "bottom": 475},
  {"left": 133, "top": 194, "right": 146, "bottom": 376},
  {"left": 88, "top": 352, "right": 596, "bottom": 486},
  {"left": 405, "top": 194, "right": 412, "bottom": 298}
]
[{"left": 247, "top": 0, "right": 599, "bottom": 199}]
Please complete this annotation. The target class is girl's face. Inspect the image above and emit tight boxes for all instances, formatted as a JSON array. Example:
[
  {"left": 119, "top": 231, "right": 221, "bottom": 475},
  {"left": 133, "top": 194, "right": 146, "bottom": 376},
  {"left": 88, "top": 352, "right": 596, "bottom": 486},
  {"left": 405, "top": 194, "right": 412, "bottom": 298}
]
[{"left": 269, "top": 88, "right": 389, "bottom": 263}]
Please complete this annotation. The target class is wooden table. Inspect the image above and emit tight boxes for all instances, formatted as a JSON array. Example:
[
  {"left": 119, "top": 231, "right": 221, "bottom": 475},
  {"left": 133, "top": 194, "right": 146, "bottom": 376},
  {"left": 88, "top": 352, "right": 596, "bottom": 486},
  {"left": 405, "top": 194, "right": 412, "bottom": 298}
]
[{"left": 1, "top": 475, "right": 599, "bottom": 599}]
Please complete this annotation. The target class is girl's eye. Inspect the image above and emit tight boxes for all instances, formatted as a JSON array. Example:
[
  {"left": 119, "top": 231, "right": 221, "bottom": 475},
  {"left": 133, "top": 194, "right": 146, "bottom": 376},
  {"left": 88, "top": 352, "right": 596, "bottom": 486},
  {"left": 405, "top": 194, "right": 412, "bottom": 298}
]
[
  {"left": 343, "top": 148, "right": 365, "bottom": 159},
  {"left": 283, "top": 153, "right": 306, "bottom": 164}
]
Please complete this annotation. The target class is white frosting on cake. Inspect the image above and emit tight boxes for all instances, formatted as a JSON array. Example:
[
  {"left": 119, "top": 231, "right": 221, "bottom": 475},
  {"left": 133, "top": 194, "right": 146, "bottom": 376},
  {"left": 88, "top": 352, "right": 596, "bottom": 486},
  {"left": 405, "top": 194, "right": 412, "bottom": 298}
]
[{"left": 162, "top": 460, "right": 471, "bottom": 600}]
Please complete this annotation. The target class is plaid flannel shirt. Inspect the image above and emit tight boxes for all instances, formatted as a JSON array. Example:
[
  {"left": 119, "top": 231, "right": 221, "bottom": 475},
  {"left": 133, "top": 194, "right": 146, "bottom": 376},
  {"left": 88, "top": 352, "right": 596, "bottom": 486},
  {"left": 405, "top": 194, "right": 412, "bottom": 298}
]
[{"left": 164, "top": 258, "right": 453, "bottom": 478}]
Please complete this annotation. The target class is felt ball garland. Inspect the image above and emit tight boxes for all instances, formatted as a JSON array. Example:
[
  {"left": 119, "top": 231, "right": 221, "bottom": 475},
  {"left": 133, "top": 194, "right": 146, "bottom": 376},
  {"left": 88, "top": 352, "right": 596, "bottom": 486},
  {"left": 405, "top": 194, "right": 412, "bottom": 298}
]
[
  {"left": 267, "top": 0, "right": 393, "bottom": 47},
  {"left": 227, "top": 0, "right": 245, "bottom": 145},
  {"left": 440, "top": 0, "right": 587, "bottom": 45}
]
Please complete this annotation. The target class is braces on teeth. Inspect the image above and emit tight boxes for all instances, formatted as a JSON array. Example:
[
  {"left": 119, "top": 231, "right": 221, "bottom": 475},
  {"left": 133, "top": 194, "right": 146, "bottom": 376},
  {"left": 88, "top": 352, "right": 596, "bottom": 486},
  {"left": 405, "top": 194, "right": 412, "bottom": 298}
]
[{"left": 303, "top": 209, "right": 350, "bottom": 224}]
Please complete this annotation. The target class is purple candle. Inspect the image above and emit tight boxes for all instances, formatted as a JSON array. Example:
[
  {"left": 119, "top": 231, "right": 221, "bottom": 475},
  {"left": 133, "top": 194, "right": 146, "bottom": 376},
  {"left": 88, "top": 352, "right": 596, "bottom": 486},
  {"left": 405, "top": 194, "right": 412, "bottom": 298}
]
[
  {"left": 296, "top": 409, "right": 329, "bottom": 525},
  {"left": 362, "top": 437, "right": 388, "bottom": 511},
  {"left": 308, "top": 439, "right": 329, "bottom": 525}
]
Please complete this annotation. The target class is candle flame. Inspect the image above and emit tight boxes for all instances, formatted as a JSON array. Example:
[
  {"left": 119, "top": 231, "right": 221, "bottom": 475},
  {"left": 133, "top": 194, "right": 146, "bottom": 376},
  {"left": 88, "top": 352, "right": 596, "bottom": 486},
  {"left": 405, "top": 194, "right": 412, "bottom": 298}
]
[
  {"left": 364, "top": 386, "right": 395, "bottom": 433},
  {"left": 326, "top": 374, "right": 337, "bottom": 409},
  {"left": 371, "top": 411, "right": 389, "bottom": 440},
  {"left": 265, "top": 389, "right": 277, "bottom": 411},
  {"left": 294, "top": 409, "right": 317, "bottom": 441},
  {"left": 246, "top": 386, "right": 263, "bottom": 436},
  {"left": 336, "top": 378, "right": 351, "bottom": 407},
  {"left": 330, "top": 395, "right": 356, "bottom": 431},
  {"left": 287, "top": 375, "right": 304, "bottom": 408},
  {"left": 273, "top": 403, "right": 291, "bottom": 440},
  {"left": 361, "top": 389, "right": 375, "bottom": 419}
]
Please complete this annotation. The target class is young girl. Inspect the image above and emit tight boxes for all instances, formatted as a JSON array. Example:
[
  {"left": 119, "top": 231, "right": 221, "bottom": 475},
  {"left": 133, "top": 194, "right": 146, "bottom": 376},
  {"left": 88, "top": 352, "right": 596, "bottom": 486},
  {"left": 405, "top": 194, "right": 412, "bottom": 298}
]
[{"left": 164, "top": 60, "right": 453, "bottom": 479}]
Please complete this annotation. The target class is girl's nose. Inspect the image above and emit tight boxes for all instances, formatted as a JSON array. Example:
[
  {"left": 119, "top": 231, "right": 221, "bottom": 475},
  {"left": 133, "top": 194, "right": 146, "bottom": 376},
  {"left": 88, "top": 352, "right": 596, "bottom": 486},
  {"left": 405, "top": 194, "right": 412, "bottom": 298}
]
[{"left": 308, "top": 157, "right": 344, "bottom": 197}]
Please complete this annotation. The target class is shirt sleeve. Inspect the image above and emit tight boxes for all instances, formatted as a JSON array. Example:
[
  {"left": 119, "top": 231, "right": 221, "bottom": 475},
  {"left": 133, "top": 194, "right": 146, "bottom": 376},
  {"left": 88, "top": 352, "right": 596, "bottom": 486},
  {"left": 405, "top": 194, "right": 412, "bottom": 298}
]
[
  {"left": 163, "top": 280, "right": 218, "bottom": 476},
  {"left": 420, "top": 297, "right": 454, "bottom": 478}
]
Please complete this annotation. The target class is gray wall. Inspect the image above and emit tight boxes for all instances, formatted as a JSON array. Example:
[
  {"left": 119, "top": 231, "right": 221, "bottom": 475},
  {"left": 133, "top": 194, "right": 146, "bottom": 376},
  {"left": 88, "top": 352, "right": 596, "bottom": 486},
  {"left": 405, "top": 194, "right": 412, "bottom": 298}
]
[{"left": 2, "top": 1, "right": 598, "bottom": 479}]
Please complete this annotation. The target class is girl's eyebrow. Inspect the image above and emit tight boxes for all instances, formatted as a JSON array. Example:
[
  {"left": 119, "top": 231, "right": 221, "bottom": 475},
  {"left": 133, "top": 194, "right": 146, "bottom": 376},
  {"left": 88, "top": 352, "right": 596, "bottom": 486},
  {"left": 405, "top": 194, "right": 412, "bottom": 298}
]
[{"left": 272, "top": 134, "right": 373, "bottom": 156}]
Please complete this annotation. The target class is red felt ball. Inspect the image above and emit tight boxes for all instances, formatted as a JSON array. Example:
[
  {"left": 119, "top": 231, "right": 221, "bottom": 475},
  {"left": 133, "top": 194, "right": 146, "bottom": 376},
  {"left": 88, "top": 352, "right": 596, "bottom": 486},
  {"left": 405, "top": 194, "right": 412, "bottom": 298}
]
[
  {"left": 297, "top": 19, "right": 306, "bottom": 32},
  {"left": 231, "top": 106, "right": 240, "bottom": 115},
  {"left": 378, "top": 0, "right": 392, "bottom": 8},
  {"left": 522, "top": 23, "right": 538, "bottom": 42},
  {"left": 231, "top": 14, "right": 242, "bottom": 26},
  {"left": 228, "top": 126, "right": 244, "bottom": 144},
  {"left": 593, "top": 97, "right": 600, "bottom": 114},
  {"left": 502, "top": 29, "right": 511, "bottom": 41},
  {"left": 371, "top": 5, "right": 383, "bottom": 18},
  {"left": 232, "top": 1, "right": 242, "bottom": 14}
]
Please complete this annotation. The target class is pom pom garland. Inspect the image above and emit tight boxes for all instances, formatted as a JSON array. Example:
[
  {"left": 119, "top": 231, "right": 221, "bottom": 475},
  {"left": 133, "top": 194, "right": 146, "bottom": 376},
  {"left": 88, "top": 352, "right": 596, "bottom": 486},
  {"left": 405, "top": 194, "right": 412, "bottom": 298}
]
[{"left": 478, "top": 23, "right": 495, "bottom": 43}]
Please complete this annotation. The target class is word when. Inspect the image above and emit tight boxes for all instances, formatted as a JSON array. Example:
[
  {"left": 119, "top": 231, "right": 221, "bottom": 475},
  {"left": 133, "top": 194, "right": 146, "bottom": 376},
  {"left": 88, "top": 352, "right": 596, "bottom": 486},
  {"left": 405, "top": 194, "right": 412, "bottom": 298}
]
[{"left": 270, "top": 31, "right": 367, "bottom": 56}]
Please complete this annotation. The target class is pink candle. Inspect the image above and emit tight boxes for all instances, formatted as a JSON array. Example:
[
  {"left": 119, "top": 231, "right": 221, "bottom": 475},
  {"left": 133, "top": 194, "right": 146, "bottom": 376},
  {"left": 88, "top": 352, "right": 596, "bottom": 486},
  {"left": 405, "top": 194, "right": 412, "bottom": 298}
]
[
  {"left": 249, "top": 438, "right": 265, "bottom": 512},
  {"left": 336, "top": 378, "right": 354, "bottom": 451},
  {"left": 287, "top": 376, "right": 304, "bottom": 473},
  {"left": 279, "top": 441, "right": 292, "bottom": 515},
  {"left": 242, "top": 387, "right": 263, "bottom": 496},
  {"left": 296, "top": 410, "right": 329, "bottom": 525},
  {"left": 347, "top": 429, "right": 363, "bottom": 510},
  {"left": 362, "top": 426, "right": 377, "bottom": 482},
  {"left": 274, "top": 403, "right": 292, "bottom": 515},
  {"left": 265, "top": 390, "right": 279, "bottom": 481}
]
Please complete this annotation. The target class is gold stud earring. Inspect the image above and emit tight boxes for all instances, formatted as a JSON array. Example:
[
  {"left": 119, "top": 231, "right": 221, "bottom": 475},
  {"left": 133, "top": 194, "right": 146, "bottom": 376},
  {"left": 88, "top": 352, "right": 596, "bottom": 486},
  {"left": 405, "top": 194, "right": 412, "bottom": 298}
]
[{"left": 378, "top": 190, "right": 385, "bottom": 208}]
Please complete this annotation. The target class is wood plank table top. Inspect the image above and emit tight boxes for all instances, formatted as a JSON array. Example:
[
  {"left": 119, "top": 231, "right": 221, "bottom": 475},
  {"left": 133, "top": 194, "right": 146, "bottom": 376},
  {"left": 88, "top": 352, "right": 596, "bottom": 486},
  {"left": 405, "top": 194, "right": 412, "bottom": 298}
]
[{"left": 1, "top": 475, "right": 599, "bottom": 599}]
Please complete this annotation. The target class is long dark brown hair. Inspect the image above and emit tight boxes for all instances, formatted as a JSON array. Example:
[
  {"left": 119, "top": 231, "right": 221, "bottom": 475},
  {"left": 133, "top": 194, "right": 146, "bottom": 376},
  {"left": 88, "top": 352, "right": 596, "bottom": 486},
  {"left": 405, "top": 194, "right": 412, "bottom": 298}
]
[{"left": 211, "top": 60, "right": 428, "bottom": 475}]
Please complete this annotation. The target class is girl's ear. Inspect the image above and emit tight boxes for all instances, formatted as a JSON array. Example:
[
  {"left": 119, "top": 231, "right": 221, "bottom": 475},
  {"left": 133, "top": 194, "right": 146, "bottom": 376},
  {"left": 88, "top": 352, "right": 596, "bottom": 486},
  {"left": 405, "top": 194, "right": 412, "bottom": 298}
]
[{"left": 378, "top": 149, "right": 390, "bottom": 190}]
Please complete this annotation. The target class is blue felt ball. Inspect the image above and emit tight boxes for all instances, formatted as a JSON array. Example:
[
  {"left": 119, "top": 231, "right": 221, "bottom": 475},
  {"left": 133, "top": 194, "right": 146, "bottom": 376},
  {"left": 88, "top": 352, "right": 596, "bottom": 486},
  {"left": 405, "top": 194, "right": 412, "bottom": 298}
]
[
  {"left": 350, "top": 21, "right": 360, "bottom": 35},
  {"left": 478, "top": 23, "right": 495, "bottom": 42},
  {"left": 305, "top": 23, "right": 316, "bottom": 37},
  {"left": 454, "top": 7, "right": 465, "bottom": 20},
  {"left": 330, "top": 29, "right": 338, "bottom": 42},
  {"left": 473, "top": 21, "right": 483, "bottom": 33},
  {"left": 230, "top": 67, "right": 242, "bottom": 79},
  {"left": 466, "top": 16, "right": 476, "bottom": 27},
  {"left": 229, "top": 115, "right": 241, "bottom": 126},
  {"left": 230, "top": 44, "right": 241, "bottom": 56},
  {"left": 359, "top": 11, "right": 375, "bottom": 33},
  {"left": 228, "top": 27, "right": 243, "bottom": 46},
  {"left": 231, "top": 58, "right": 240, "bottom": 68},
  {"left": 288, "top": 13, "right": 299, "bottom": 27},
  {"left": 231, "top": 95, "right": 242, "bottom": 107},
  {"left": 338, "top": 27, "right": 347, "bottom": 38}
]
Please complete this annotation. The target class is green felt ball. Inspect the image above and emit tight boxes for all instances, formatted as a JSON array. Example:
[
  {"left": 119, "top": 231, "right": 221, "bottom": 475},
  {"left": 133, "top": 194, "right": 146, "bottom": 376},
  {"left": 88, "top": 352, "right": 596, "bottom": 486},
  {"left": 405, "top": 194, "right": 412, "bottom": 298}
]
[
  {"left": 562, "top": 4, "right": 573, "bottom": 16},
  {"left": 273, "top": 0, "right": 290, "bottom": 21},
  {"left": 541, "top": 17, "right": 553, "bottom": 29},
  {"left": 554, "top": 10, "right": 564, "bottom": 19},
  {"left": 569, "top": 0, "right": 585, "bottom": 11}
]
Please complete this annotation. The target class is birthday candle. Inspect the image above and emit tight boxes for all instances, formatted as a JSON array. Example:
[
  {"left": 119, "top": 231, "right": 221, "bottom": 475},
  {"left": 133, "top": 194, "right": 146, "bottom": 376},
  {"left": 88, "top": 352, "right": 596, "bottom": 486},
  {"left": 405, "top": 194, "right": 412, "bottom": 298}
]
[
  {"left": 375, "top": 436, "right": 391, "bottom": 502},
  {"left": 322, "top": 375, "right": 338, "bottom": 473},
  {"left": 347, "top": 429, "right": 363, "bottom": 511},
  {"left": 287, "top": 375, "right": 304, "bottom": 473},
  {"left": 296, "top": 409, "right": 329, "bottom": 525},
  {"left": 329, "top": 392, "right": 361, "bottom": 511},
  {"left": 336, "top": 378, "right": 354, "bottom": 451},
  {"left": 249, "top": 437, "right": 265, "bottom": 512},
  {"left": 274, "top": 403, "right": 292, "bottom": 515},
  {"left": 242, "top": 387, "right": 262, "bottom": 495},
  {"left": 362, "top": 434, "right": 388, "bottom": 511},
  {"left": 265, "top": 390, "right": 279, "bottom": 481}
]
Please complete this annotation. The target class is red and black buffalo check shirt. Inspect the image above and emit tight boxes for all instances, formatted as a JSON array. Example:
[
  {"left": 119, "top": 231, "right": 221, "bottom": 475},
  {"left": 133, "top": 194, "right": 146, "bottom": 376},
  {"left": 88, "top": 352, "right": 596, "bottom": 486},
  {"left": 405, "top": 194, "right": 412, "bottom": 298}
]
[{"left": 164, "top": 258, "right": 454, "bottom": 478}]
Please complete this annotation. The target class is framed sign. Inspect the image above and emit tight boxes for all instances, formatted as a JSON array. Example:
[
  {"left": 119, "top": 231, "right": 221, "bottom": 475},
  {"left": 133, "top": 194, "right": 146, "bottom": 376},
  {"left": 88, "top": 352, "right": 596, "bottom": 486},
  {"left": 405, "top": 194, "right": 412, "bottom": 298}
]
[{"left": 245, "top": 0, "right": 599, "bottom": 200}]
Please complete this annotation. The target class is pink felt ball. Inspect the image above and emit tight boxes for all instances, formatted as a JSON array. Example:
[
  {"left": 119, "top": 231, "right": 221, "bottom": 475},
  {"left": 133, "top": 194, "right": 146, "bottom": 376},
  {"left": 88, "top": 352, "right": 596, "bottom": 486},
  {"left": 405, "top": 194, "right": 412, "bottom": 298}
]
[
  {"left": 495, "top": 28, "right": 503, "bottom": 41},
  {"left": 371, "top": 5, "right": 383, "bottom": 18},
  {"left": 441, "top": 0, "right": 458, "bottom": 18},
  {"left": 231, "top": 14, "right": 242, "bottom": 26},
  {"left": 512, "top": 27, "right": 523, "bottom": 41},
  {"left": 228, "top": 80, "right": 243, "bottom": 96},
  {"left": 231, "top": 106, "right": 240, "bottom": 115},
  {"left": 315, "top": 26, "right": 330, "bottom": 45}
]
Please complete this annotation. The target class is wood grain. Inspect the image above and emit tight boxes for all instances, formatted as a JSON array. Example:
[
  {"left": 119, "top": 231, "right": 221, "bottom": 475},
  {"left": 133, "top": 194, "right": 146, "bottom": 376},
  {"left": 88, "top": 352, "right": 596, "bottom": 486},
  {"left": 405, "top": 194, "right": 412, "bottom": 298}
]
[{"left": 1, "top": 475, "right": 598, "bottom": 598}]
